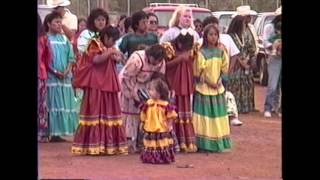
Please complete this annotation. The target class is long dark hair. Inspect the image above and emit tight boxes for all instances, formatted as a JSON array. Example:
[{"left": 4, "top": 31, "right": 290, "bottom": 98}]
[
  {"left": 145, "top": 44, "right": 166, "bottom": 62},
  {"left": 272, "top": 15, "right": 281, "bottom": 32},
  {"left": 202, "top": 16, "right": 219, "bottom": 29},
  {"left": 227, "top": 15, "right": 245, "bottom": 38},
  {"left": 43, "top": 11, "right": 62, "bottom": 33},
  {"left": 202, "top": 24, "right": 220, "bottom": 48},
  {"left": 100, "top": 26, "right": 120, "bottom": 46},
  {"left": 87, "top": 8, "right": 109, "bottom": 33},
  {"left": 124, "top": 17, "right": 132, "bottom": 33},
  {"left": 172, "top": 33, "right": 194, "bottom": 51},
  {"left": 150, "top": 76, "right": 170, "bottom": 101},
  {"left": 77, "top": 17, "right": 87, "bottom": 32},
  {"left": 131, "top": 11, "right": 147, "bottom": 32}
]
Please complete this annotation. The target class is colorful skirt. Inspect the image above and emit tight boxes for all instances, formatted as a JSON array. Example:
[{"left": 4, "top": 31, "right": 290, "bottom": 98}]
[
  {"left": 192, "top": 92, "right": 232, "bottom": 152},
  {"left": 71, "top": 88, "right": 128, "bottom": 155},
  {"left": 228, "top": 69, "right": 255, "bottom": 113},
  {"left": 173, "top": 95, "right": 197, "bottom": 152},
  {"left": 46, "top": 74, "right": 78, "bottom": 136},
  {"left": 38, "top": 79, "right": 49, "bottom": 137},
  {"left": 141, "top": 131, "right": 175, "bottom": 164}
]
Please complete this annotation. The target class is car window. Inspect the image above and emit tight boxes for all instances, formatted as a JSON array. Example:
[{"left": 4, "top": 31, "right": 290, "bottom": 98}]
[
  {"left": 250, "top": 15, "right": 257, "bottom": 24},
  {"left": 192, "top": 12, "right": 213, "bottom": 22},
  {"left": 258, "top": 15, "right": 275, "bottom": 36},
  {"left": 219, "top": 14, "right": 233, "bottom": 33},
  {"left": 254, "top": 16, "right": 263, "bottom": 36},
  {"left": 154, "top": 11, "right": 173, "bottom": 27},
  {"left": 264, "top": 15, "right": 275, "bottom": 27},
  {"left": 154, "top": 11, "right": 212, "bottom": 28}
]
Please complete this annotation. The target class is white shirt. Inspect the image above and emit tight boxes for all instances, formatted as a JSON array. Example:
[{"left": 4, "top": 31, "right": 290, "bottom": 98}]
[
  {"left": 77, "top": 29, "right": 96, "bottom": 53},
  {"left": 262, "top": 23, "right": 275, "bottom": 55},
  {"left": 160, "top": 26, "right": 200, "bottom": 44},
  {"left": 62, "top": 9, "right": 77, "bottom": 31},
  {"left": 197, "top": 34, "right": 240, "bottom": 57}
]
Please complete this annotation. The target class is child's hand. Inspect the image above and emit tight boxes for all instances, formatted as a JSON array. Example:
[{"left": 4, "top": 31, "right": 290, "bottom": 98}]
[
  {"left": 112, "top": 53, "right": 124, "bottom": 62},
  {"left": 55, "top": 70, "right": 65, "bottom": 79},
  {"left": 199, "top": 75, "right": 205, "bottom": 83},
  {"left": 169, "top": 90, "right": 175, "bottom": 99}
]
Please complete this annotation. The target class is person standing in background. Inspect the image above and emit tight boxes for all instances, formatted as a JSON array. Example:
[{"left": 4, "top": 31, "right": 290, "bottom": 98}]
[
  {"left": 47, "top": 0, "right": 78, "bottom": 41},
  {"left": 40, "top": 11, "right": 78, "bottom": 142},
  {"left": 263, "top": 8, "right": 282, "bottom": 118},
  {"left": 119, "top": 11, "right": 159, "bottom": 58},
  {"left": 146, "top": 13, "right": 160, "bottom": 37},
  {"left": 160, "top": 5, "right": 199, "bottom": 44},
  {"left": 193, "top": 19, "right": 203, "bottom": 38},
  {"left": 198, "top": 16, "right": 243, "bottom": 126},
  {"left": 118, "top": 44, "right": 167, "bottom": 153},
  {"left": 38, "top": 13, "right": 49, "bottom": 142},
  {"left": 117, "top": 15, "right": 127, "bottom": 36}
]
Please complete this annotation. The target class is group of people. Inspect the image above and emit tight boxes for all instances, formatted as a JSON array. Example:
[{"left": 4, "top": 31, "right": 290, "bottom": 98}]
[{"left": 38, "top": 0, "right": 282, "bottom": 164}]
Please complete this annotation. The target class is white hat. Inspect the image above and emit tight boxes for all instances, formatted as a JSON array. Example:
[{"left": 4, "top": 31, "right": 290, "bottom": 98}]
[
  {"left": 249, "top": 10, "right": 257, "bottom": 15},
  {"left": 275, "top": 6, "right": 282, "bottom": 15},
  {"left": 46, "top": 0, "right": 71, "bottom": 7},
  {"left": 236, "top": 5, "right": 251, "bottom": 16}
]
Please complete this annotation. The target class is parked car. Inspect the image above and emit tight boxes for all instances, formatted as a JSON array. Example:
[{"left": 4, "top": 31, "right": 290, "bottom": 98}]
[
  {"left": 143, "top": 3, "right": 212, "bottom": 36},
  {"left": 212, "top": 10, "right": 257, "bottom": 33},
  {"left": 212, "top": 11, "right": 236, "bottom": 33},
  {"left": 253, "top": 12, "right": 276, "bottom": 86}
]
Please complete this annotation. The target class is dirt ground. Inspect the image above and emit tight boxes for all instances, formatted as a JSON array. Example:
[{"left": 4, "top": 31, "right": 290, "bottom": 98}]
[{"left": 38, "top": 85, "right": 282, "bottom": 180}]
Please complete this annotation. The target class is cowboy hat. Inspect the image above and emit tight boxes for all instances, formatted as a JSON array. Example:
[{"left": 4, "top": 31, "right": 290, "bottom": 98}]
[
  {"left": 46, "top": 0, "right": 71, "bottom": 7},
  {"left": 249, "top": 10, "right": 257, "bottom": 16},
  {"left": 275, "top": 6, "right": 282, "bottom": 15},
  {"left": 236, "top": 5, "right": 251, "bottom": 16}
]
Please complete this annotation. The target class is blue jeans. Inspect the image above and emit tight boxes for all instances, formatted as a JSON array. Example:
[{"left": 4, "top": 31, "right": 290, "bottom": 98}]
[{"left": 264, "top": 55, "right": 282, "bottom": 112}]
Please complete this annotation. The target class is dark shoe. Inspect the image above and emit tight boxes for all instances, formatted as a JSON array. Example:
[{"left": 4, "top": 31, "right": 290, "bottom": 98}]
[
  {"left": 50, "top": 136, "right": 67, "bottom": 142},
  {"left": 38, "top": 136, "right": 49, "bottom": 143}
]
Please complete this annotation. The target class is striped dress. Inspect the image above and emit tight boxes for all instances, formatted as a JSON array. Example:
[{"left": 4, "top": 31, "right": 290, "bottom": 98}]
[
  {"left": 118, "top": 50, "right": 166, "bottom": 152},
  {"left": 71, "top": 39, "right": 128, "bottom": 155},
  {"left": 140, "top": 99, "right": 177, "bottom": 164},
  {"left": 192, "top": 46, "right": 232, "bottom": 152},
  {"left": 162, "top": 42, "right": 198, "bottom": 153},
  {"left": 46, "top": 34, "right": 78, "bottom": 136}
]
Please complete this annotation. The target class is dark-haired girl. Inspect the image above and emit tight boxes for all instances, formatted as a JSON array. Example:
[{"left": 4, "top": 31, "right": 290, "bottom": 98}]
[
  {"left": 140, "top": 77, "right": 177, "bottom": 164},
  {"left": 193, "top": 24, "right": 232, "bottom": 152},
  {"left": 39, "top": 12, "right": 78, "bottom": 142},
  {"left": 162, "top": 28, "right": 198, "bottom": 153},
  {"left": 71, "top": 26, "right": 128, "bottom": 155},
  {"left": 119, "top": 44, "right": 167, "bottom": 153}
]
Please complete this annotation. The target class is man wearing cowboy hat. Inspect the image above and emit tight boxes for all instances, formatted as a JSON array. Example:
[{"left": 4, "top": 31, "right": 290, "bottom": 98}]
[
  {"left": 235, "top": 5, "right": 260, "bottom": 112},
  {"left": 236, "top": 5, "right": 259, "bottom": 57},
  {"left": 46, "top": 0, "right": 78, "bottom": 40}
]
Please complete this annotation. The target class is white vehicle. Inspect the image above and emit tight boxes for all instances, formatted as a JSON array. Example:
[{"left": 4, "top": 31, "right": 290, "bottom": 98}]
[
  {"left": 212, "top": 10, "right": 258, "bottom": 33},
  {"left": 212, "top": 11, "right": 236, "bottom": 33},
  {"left": 38, "top": 4, "right": 54, "bottom": 22}
]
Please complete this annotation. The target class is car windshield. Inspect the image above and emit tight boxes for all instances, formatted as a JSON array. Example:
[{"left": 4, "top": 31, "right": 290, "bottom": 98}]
[
  {"left": 219, "top": 14, "right": 233, "bottom": 33},
  {"left": 264, "top": 15, "right": 275, "bottom": 26},
  {"left": 155, "top": 11, "right": 212, "bottom": 27},
  {"left": 254, "top": 16, "right": 263, "bottom": 30},
  {"left": 255, "top": 15, "right": 276, "bottom": 36}
]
